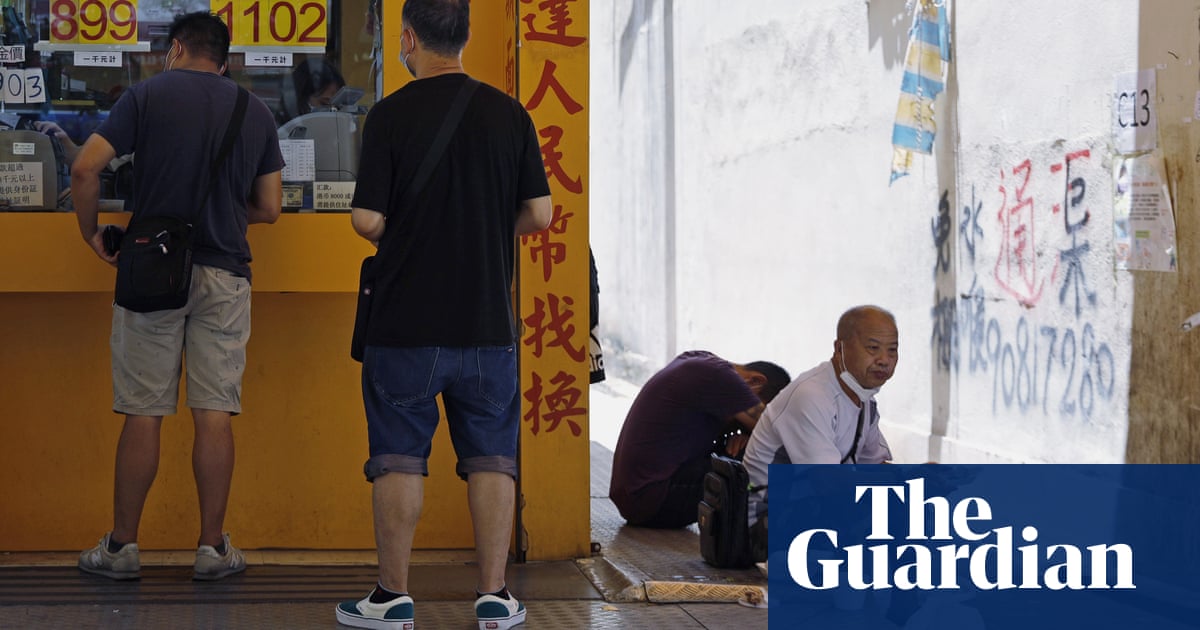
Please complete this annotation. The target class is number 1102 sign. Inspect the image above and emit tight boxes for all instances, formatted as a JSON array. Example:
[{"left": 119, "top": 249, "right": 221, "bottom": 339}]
[{"left": 213, "top": 0, "right": 328, "bottom": 49}]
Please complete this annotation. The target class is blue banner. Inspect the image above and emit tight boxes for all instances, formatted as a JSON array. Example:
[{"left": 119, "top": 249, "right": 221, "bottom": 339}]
[{"left": 767, "top": 464, "right": 1200, "bottom": 629}]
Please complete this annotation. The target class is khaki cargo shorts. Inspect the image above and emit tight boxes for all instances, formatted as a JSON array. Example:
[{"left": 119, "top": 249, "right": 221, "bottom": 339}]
[{"left": 110, "top": 265, "right": 251, "bottom": 416}]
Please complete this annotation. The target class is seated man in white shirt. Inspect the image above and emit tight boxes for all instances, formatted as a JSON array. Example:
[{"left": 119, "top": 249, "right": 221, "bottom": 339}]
[{"left": 742, "top": 305, "right": 899, "bottom": 560}]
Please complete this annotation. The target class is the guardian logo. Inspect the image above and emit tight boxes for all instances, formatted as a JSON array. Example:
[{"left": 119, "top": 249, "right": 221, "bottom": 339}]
[{"left": 787, "top": 478, "right": 1136, "bottom": 591}]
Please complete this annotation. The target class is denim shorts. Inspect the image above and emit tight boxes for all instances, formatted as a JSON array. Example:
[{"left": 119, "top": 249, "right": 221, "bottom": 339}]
[
  {"left": 361, "top": 344, "right": 520, "bottom": 481},
  {"left": 111, "top": 265, "right": 251, "bottom": 416}
]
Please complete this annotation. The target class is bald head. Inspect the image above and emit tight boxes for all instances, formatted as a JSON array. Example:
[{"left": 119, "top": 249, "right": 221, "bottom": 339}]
[
  {"left": 832, "top": 305, "right": 899, "bottom": 396},
  {"left": 837, "top": 305, "right": 896, "bottom": 342}
]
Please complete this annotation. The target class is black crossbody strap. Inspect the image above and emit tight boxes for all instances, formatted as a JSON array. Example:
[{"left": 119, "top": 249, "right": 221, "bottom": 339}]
[
  {"left": 195, "top": 86, "right": 250, "bottom": 228},
  {"left": 375, "top": 76, "right": 479, "bottom": 262},
  {"left": 841, "top": 401, "right": 869, "bottom": 464},
  {"left": 130, "top": 85, "right": 249, "bottom": 232},
  {"left": 215, "top": 86, "right": 250, "bottom": 171}
]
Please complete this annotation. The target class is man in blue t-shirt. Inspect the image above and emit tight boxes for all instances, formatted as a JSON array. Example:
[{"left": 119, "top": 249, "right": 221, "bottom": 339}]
[
  {"left": 71, "top": 11, "right": 283, "bottom": 582},
  {"left": 609, "top": 351, "right": 791, "bottom": 528}
]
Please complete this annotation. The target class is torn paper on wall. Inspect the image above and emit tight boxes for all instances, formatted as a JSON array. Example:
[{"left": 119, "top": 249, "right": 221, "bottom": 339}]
[{"left": 1113, "top": 152, "right": 1177, "bottom": 272}]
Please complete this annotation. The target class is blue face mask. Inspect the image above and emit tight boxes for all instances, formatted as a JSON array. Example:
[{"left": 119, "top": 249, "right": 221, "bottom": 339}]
[{"left": 838, "top": 342, "right": 880, "bottom": 402}]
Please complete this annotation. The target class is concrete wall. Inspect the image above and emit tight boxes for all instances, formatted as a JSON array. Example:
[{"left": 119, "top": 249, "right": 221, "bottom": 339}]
[
  {"left": 591, "top": 1, "right": 1199, "bottom": 463},
  {"left": 1126, "top": 1, "right": 1200, "bottom": 463},
  {"left": 944, "top": 1, "right": 1141, "bottom": 463}
]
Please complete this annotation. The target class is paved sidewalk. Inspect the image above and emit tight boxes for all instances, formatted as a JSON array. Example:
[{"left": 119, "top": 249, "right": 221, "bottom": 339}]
[{"left": 0, "top": 442, "right": 768, "bottom": 630}]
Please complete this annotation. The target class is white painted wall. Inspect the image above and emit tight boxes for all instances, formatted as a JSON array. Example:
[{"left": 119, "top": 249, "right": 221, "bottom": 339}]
[
  {"left": 944, "top": 1, "right": 1140, "bottom": 463},
  {"left": 590, "top": 1, "right": 1152, "bottom": 463}
]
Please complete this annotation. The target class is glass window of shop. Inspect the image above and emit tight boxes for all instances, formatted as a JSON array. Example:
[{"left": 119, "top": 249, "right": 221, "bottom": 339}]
[{"left": 0, "top": 0, "right": 378, "bottom": 212}]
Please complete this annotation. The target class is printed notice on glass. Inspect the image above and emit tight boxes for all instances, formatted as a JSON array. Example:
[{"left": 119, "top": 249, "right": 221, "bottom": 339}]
[
  {"left": 0, "top": 162, "right": 44, "bottom": 208},
  {"left": 74, "top": 52, "right": 123, "bottom": 67},
  {"left": 1113, "top": 152, "right": 1176, "bottom": 272},
  {"left": 314, "top": 181, "right": 355, "bottom": 211},
  {"left": 279, "top": 139, "right": 315, "bottom": 182},
  {"left": 1112, "top": 69, "right": 1157, "bottom": 154},
  {"left": 245, "top": 52, "right": 293, "bottom": 67}
]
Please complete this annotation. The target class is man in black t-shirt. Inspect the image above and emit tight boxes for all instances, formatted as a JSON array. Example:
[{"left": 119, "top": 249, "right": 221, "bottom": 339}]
[{"left": 337, "top": 2, "right": 552, "bottom": 630}]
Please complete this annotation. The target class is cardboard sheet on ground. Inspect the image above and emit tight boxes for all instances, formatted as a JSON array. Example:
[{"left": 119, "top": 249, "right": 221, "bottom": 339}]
[{"left": 1113, "top": 153, "right": 1176, "bottom": 272}]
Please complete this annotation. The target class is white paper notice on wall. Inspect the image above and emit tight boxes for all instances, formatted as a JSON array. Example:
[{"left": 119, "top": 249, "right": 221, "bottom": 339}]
[
  {"left": 1193, "top": 90, "right": 1200, "bottom": 120},
  {"left": 1112, "top": 69, "right": 1157, "bottom": 154},
  {"left": 1112, "top": 152, "right": 1177, "bottom": 272}
]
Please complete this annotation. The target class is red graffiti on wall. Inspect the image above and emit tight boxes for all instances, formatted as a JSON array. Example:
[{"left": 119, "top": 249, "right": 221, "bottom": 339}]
[{"left": 994, "top": 159, "right": 1050, "bottom": 307}]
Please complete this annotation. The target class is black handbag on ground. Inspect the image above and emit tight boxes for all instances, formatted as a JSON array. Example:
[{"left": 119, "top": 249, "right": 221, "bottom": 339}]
[
  {"left": 351, "top": 77, "right": 479, "bottom": 361},
  {"left": 698, "top": 454, "right": 762, "bottom": 568},
  {"left": 113, "top": 87, "right": 248, "bottom": 313}
]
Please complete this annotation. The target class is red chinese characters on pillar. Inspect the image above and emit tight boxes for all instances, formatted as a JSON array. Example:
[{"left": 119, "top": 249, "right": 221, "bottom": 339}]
[
  {"left": 520, "top": 0, "right": 588, "bottom": 440},
  {"left": 520, "top": 0, "right": 586, "bottom": 47},
  {"left": 521, "top": 204, "right": 573, "bottom": 282},
  {"left": 526, "top": 61, "right": 583, "bottom": 114},
  {"left": 505, "top": 38, "right": 516, "bottom": 95},
  {"left": 522, "top": 370, "right": 585, "bottom": 436},
  {"left": 538, "top": 126, "right": 583, "bottom": 194},
  {"left": 522, "top": 293, "right": 586, "bottom": 362}
]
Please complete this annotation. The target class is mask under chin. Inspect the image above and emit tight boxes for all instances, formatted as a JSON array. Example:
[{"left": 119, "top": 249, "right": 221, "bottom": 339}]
[{"left": 838, "top": 369, "right": 880, "bottom": 401}]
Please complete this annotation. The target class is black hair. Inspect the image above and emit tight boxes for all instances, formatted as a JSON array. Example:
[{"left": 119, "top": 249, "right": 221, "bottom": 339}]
[
  {"left": 293, "top": 58, "right": 346, "bottom": 114},
  {"left": 167, "top": 12, "right": 231, "bottom": 68},
  {"left": 744, "top": 361, "right": 791, "bottom": 403},
  {"left": 402, "top": 0, "right": 470, "bottom": 57}
]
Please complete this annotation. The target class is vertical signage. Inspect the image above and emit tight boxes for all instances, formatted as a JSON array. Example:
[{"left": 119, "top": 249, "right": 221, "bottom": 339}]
[{"left": 517, "top": 0, "right": 590, "bottom": 559}]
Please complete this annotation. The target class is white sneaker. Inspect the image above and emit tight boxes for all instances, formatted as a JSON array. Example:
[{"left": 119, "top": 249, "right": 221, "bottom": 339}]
[
  {"left": 193, "top": 533, "right": 246, "bottom": 581},
  {"left": 475, "top": 592, "right": 526, "bottom": 630},
  {"left": 336, "top": 591, "right": 415, "bottom": 630},
  {"left": 78, "top": 533, "right": 140, "bottom": 580}
]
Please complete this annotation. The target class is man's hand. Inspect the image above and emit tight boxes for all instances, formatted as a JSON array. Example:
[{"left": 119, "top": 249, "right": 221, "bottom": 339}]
[
  {"left": 86, "top": 229, "right": 118, "bottom": 266},
  {"left": 35, "top": 121, "right": 81, "bottom": 164},
  {"left": 724, "top": 432, "right": 750, "bottom": 457}
]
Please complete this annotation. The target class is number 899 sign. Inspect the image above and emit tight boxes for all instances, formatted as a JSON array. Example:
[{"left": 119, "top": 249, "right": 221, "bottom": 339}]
[
  {"left": 49, "top": 0, "right": 139, "bottom": 46},
  {"left": 214, "top": 0, "right": 328, "bottom": 49}
]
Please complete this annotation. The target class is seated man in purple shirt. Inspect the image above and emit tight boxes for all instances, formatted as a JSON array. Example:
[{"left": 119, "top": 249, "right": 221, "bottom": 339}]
[{"left": 609, "top": 351, "right": 790, "bottom": 528}]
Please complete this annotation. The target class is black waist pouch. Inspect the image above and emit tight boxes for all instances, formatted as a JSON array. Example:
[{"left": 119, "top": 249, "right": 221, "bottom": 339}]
[{"left": 114, "top": 215, "right": 194, "bottom": 313}]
